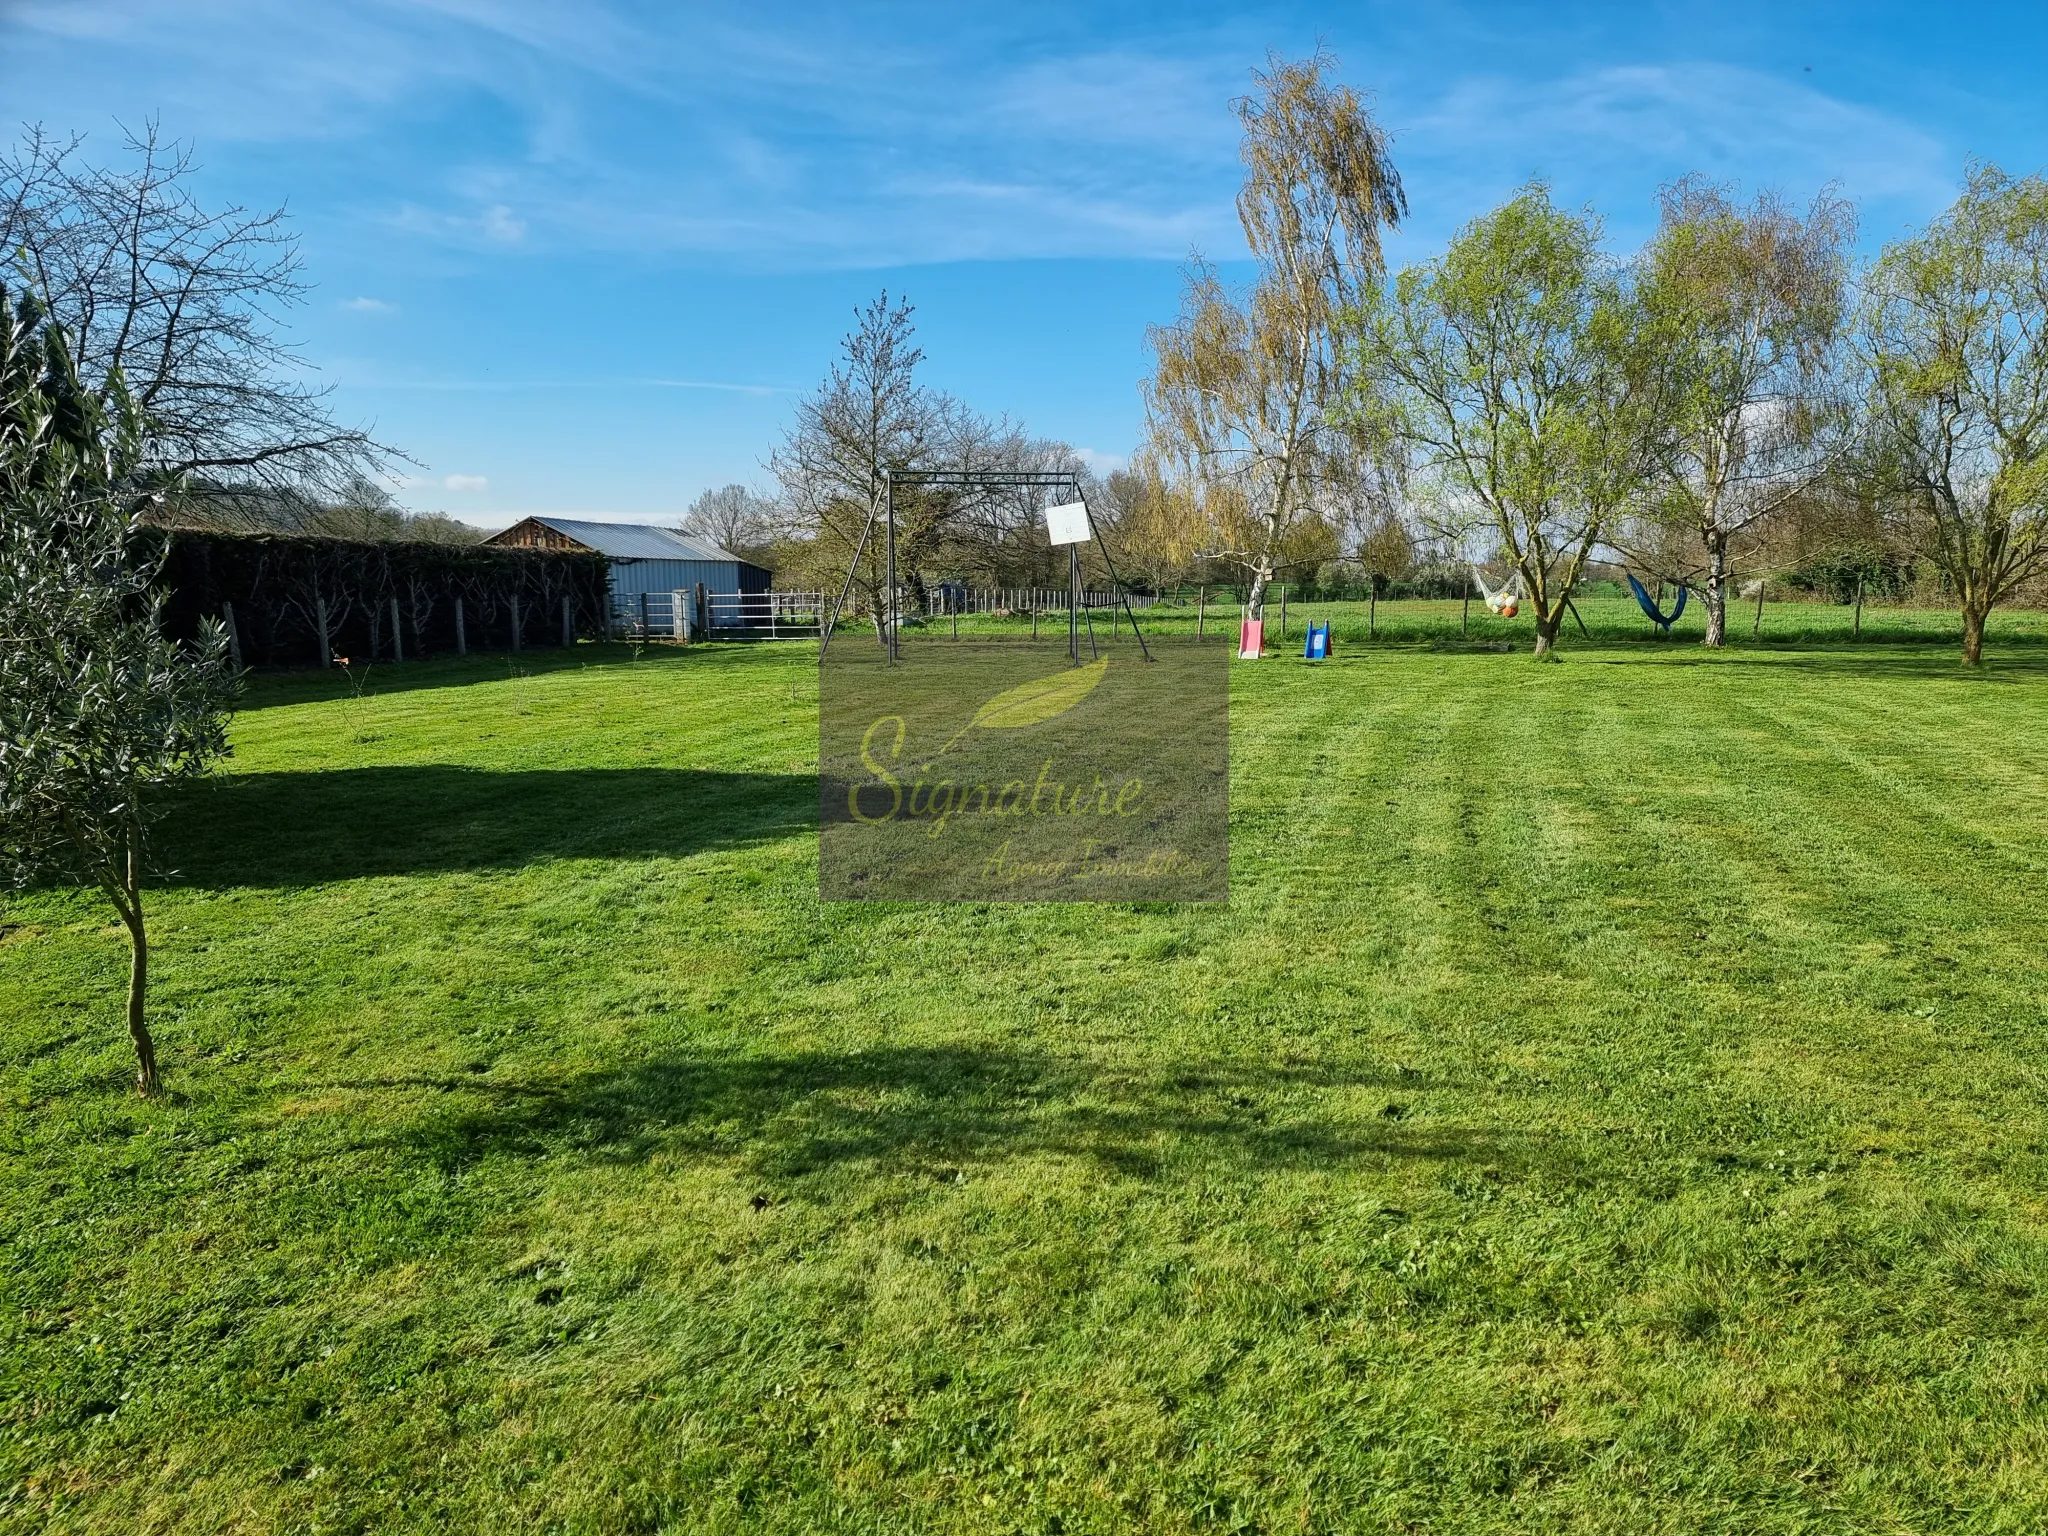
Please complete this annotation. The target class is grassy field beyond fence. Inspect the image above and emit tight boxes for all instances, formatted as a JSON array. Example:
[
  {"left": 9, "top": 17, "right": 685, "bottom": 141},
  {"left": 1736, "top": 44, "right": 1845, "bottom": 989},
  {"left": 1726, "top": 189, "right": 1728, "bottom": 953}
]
[
  {"left": 925, "top": 590, "right": 2048, "bottom": 653},
  {"left": 5, "top": 634, "right": 2048, "bottom": 1532}
]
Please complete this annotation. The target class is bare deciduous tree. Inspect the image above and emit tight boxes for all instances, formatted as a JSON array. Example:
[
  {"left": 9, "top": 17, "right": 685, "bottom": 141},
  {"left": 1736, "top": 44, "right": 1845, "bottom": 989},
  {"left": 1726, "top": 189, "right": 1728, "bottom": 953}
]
[
  {"left": 770, "top": 292, "right": 942, "bottom": 612},
  {"left": 1141, "top": 51, "right": 1405, "bottom": 619},
  {"left": 770, "top": 292, "right": 1086, "bottom": 604},
  {"left": 0, "top": 123, "right": 393, "bottom": 499},
  {"left": 681, "top": 483, "right": 777, "bottom": 563}
]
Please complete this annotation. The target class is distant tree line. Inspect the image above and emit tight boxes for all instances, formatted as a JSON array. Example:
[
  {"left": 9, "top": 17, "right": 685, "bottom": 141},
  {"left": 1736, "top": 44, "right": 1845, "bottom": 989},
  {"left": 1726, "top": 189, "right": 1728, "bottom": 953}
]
[
  {"left": 1071, "top": 53, "right": 2048, "bottom": 664},
  {"left": 749, "top": 55, "right": 2048, "bottom": 665}
]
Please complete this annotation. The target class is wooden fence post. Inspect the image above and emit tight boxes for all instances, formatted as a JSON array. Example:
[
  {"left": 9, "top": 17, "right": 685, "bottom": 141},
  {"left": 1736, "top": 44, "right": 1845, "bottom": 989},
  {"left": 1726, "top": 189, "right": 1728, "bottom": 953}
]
[
  {"left": 455, "top": 596, "right": 467, "bottom": 655},
  {"left": 221, "top": 600, "right": 243, "bottom": 670},
  {"left": 510, "top": 593, "right": 523, "bottom": 651},
  {"left": 1853, "top": 574, "right": 1864, "bottom": 639},
  {"left": 315, "top": 596, "right": 331, "bottom": 668},
  {"left": 1754, "top": 578, "right": 1765, "bottom": 637},
  {"left": 391, "top": 596, "right": 404, "bottom": 662},
  {"left": 561, "top": 594, "right": 574, "bottom": 647},
  {"left": 696, "top": 583, "right": 710, "bottom": 638},
  {"left": 1197, "top": 586, "right": 1207, "bottom": 639}
]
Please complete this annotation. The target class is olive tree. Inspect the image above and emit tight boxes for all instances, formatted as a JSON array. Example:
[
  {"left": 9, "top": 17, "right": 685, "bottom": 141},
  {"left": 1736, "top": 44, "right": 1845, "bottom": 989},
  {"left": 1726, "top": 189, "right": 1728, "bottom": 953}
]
[
  {"left": 1861, "top": 165, "right": 2048, "bottom": 664},
  {"left": 1142, "top": 51, "right": 1405, "bottom": 620},
  {"left": 0, "top": 283, "right": 237, "bottom": 1097},
  {"left": 1355, "top": 186, "right": 1666, "bottom": 656},
  {"left": 1635, "top": 179, "right": 1857, "bottom": 645}
]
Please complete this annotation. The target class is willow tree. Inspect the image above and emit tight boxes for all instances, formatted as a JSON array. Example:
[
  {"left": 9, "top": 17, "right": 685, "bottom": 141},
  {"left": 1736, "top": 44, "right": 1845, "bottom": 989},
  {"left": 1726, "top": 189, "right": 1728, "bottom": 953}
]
[
  {"left": 1142, "top": 51, "right": 1404, "bottom": 619},
  {"left": 1356, "top": 186, "right": 1664, "bottom": 657},
  {"left": 0, "top": 282, "right": 236, "bottom": 1097},
  {"left": 1635, "top": 178, "right": 1856, "bottom": 645},
  {"left": 1861, "top": 165, "right": 2048, "bottom": 664}
]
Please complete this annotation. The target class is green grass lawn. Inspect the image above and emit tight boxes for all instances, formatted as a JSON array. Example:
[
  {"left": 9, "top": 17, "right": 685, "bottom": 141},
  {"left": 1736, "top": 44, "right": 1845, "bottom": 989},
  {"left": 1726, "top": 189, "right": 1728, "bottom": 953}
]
[{"left": 6, "top": 626, "right": 2048, "bottom": 1533}]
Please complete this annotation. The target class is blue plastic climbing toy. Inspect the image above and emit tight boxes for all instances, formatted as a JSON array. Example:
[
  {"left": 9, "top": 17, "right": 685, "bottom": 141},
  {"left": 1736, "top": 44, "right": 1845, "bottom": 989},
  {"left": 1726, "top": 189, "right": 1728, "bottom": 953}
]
[
  {"left": 1303, "top": 622, "right": 1331, "bottom": 660},
  {"left": 1626, "top": 573, "right": 1688, "bottom": 634}
]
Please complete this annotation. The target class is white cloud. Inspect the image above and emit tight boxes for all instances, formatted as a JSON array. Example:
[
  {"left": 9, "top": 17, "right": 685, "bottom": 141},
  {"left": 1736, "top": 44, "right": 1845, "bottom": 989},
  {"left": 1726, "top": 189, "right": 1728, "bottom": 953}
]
[
  {"left": 7, "top": 6, "right": 1977, "bottom": 272},
  {"left": 343, "top": 295, "right": 395, "bottom": 312},
  {"left": 1075, "top": 447, "right": 1128, "bottom": 476},
  {"left": 480, "top": 203, "right": 527, "bottom": 243},
  {"left": 442, "top": 474, "right": 489, "bottom": 492},
  {"left": 1398, "top": 63, "right": 1953, "bottom": 248}
]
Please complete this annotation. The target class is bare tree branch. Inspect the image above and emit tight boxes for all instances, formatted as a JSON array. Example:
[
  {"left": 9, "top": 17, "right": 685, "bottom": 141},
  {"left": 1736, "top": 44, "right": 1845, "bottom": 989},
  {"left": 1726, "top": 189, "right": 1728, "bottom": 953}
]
[{"left": 1, "top": 122, "right": 401, "bottom": 500}]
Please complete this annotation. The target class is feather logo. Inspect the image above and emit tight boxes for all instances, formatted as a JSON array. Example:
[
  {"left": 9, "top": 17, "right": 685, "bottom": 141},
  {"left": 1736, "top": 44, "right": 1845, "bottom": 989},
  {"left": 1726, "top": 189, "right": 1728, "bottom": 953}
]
[{"left": 936, "top": 658, "right": 1107, "bottom": 756}]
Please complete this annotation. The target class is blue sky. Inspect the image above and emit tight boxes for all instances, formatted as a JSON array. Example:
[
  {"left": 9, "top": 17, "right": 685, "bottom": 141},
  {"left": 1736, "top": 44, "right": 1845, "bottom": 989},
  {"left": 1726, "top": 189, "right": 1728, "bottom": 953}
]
[{"left": 5, "top": 0, "right": 2044, "bottom": 527}]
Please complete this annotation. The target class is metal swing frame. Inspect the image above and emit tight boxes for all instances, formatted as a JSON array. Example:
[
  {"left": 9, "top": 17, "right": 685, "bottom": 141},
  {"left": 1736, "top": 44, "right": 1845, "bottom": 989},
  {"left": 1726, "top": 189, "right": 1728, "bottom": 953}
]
[{"left": 818, "top": 468, "right": 1151, "bottom": 665}]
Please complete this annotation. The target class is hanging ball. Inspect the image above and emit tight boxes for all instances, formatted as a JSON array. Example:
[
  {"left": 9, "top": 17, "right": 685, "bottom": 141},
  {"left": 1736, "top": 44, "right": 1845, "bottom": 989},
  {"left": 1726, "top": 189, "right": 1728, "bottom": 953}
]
[{"left": 1497, "top": 600, "right": 1518, "bottom": 618}]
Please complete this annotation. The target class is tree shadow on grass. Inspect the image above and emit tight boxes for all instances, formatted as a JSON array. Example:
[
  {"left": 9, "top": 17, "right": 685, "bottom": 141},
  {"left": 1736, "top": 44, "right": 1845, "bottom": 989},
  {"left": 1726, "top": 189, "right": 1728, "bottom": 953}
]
[
  {"left": 390, "top": 1045, "right": 1534, "bottom": 1185},
  {"left": 159, "top": 766, "right": 813, "bottom": 888}
]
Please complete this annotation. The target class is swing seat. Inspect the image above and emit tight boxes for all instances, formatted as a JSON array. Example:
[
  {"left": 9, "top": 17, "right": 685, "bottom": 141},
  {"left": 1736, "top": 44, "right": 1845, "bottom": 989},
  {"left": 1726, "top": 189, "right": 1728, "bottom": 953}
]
[{"left": 1626, "top": 573, "right": 1687, "bottom": 632}]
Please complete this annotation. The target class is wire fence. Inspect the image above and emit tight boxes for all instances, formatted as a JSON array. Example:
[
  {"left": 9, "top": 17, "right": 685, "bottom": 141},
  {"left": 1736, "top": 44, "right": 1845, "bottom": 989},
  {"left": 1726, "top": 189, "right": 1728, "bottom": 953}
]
[{"left": 609, "top": 587, "right": 1165, "bottom": 641}]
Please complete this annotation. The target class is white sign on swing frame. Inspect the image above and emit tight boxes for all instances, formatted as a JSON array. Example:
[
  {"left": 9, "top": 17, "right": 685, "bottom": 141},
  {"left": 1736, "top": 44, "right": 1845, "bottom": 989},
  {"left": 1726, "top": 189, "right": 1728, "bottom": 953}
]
[{"left": 1043, "top": 500, "right": 1093, "bottom": 546}]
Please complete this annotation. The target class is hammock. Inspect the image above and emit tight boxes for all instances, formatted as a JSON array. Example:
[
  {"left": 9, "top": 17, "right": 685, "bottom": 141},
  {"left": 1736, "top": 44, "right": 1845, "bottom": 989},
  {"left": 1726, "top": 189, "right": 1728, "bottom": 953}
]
[
  {"left": 1626, "top": 573, "right": 1688, "bottom": 633},
  {"left": 1469, "top": 566, "right": 1526, "bottom": 615}
]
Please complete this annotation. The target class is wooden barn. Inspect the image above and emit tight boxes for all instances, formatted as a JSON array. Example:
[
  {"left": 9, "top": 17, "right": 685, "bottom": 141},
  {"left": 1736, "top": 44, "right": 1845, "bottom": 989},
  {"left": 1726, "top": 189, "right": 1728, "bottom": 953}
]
[{"left": 486, "top": 516, "right": 771, "bottom": 626}]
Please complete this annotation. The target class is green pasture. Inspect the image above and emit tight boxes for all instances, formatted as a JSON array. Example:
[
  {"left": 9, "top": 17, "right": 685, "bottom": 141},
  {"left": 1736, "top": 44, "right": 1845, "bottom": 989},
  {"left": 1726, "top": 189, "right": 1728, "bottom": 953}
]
[
  {"left": 5, "top": 625, "right": 2048, "bottom": 1533},
  {"left": 926, "top": 589, "right": 2048, "bottom": 651}
]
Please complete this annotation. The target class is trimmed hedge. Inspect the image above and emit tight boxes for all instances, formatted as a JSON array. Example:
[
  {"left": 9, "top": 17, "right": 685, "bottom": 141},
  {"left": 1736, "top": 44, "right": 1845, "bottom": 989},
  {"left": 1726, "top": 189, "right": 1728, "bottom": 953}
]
[{"left": 154, "top": 530, "right": 609, "bottom": 669}]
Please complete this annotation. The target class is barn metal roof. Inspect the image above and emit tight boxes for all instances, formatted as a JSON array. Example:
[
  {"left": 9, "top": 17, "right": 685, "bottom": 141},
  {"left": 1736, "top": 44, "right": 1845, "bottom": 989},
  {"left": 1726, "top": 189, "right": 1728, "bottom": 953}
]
[{"left": 519, "top": 516, "right": 741, "bottom": 563}]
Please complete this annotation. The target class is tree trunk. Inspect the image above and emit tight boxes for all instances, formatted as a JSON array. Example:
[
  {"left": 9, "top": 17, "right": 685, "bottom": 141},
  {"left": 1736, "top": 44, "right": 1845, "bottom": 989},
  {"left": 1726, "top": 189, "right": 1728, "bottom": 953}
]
[
  {"left": 1244, "top": 559, "right": 1273, "bottom": 621},
  {"left": 1703, "top": 534, "right": 1728, "bottom": 648},
  {"left": 1532, "top": 612, "right": 1562, "bottom": 658},
  {"left": 118, "top": 835, "right": 160, "bottom": 1098},
  {"left": 1962, "top": 603, "right": 1988, "bottom": 664}
]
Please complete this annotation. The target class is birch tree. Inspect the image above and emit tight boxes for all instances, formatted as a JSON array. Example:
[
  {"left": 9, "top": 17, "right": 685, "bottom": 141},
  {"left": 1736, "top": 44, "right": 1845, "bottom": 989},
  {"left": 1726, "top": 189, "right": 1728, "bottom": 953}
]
[
  {"left": 1635, "top": 178, "right": 1855, "bottom": 645},
  {"left": 1142, "top": 51, "right": 1404, "bottom": 619},
  {"left": 1861, "top": 165, "right": 2048, "bottom": 664}
]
